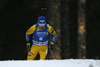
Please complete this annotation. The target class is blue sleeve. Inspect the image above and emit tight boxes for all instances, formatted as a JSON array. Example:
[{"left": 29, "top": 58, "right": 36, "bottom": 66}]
[
  {"left": 26, "top": 34, "right": 30, "bottom": 43},
  {"left": 51, "top": 35, "right": 56, "bottom": 42}
]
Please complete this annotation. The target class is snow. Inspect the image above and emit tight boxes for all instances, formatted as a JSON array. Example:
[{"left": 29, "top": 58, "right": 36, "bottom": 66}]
[{"left": 0, "top": 59, "right": 100, "bottom": 67}]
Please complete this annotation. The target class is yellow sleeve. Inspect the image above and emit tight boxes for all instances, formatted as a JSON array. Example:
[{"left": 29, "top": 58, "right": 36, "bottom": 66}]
[
  {"left": 26, "top": 25, "right": 36, "bottom": 35},
  {"left": 47, "top": 24, "right": 56, "bottom": 35}
]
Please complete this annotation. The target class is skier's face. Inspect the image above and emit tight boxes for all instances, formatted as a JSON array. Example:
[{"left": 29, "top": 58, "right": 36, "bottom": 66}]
[{"left": 38, "top": 23, "right": 46, "bottom": 29}]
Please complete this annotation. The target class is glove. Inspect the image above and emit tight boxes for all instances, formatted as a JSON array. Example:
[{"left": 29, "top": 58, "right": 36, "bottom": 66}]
[
  {"left": 49, "top": 42, "right": 54, "bottom": 50},
  {"left": 26, "top": 43, "right": 31, "bottom": 52}
]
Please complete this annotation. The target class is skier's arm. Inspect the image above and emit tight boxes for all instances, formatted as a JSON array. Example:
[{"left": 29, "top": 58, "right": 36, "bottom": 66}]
[
  {"left": 50, "top": 27, "right": 56, "bottom": 43},
  {"left": 48, "top": 26, "right": 56, "bottom": 43},
  {"left": 48, "top": 26, "right": 56, "bottom": 50},
  {"left": 26, "top": 25, "right": 35, "bottom": 43}
]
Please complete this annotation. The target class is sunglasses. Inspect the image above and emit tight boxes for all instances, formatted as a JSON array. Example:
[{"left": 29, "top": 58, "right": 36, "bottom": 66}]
[{"left": 38, "top": 23, "right": 46, "bottom": 26}]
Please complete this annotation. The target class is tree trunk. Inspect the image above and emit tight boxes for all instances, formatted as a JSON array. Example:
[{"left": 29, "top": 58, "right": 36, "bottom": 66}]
[
  {"left": 77, "top": 0, "right": 86, "bottom": 59},
  {"left": 48, "top": 0, "right": 61, "bottom": 59}
]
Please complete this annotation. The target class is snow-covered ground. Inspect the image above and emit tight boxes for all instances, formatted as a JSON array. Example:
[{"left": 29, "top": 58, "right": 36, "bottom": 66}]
[{"left": 0, "top": 59, "right": 100, "bottom": 67}]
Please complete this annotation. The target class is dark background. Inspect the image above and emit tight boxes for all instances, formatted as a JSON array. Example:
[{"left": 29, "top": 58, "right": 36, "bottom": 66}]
[
  {"left": 86, "top": 0, "right": 100, "bottom": 59},
  {"left": 0, "top": 0, "right": 100, "bottom": 60}
]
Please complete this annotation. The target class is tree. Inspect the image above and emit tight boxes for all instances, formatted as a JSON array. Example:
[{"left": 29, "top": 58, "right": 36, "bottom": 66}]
[
  {"left": 48, "top": 0, "right": 61, "bottom": 59},
  {"left": 77, "top": 0, "right": 86, "bottom": 59}
]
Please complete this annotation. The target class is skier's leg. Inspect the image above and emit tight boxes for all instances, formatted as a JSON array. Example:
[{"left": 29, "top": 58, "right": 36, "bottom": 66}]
[
  {"left": 27, "top": 45, "right": 40, "bottom": 60},
  {"left": 39, "top": 45, "right": 48, "bottom": 60}
]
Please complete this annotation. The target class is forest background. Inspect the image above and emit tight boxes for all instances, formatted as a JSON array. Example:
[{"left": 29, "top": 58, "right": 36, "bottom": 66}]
[{"left": 0, "top": 0, "right": 100, "bottom": 60}]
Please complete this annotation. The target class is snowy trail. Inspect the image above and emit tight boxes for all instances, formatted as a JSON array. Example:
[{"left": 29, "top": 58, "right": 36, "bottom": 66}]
[{"left": 0, "top": 59, "right": 100, "bottom": 67}]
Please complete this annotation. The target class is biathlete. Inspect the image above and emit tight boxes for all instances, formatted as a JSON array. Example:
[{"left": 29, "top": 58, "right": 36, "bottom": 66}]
[{"left": 26, "top": 16, "right": 56, "bottom": 60}]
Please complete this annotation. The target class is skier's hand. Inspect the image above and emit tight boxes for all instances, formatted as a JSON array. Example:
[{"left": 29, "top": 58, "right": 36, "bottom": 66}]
[
  {"left": 26, "top": 43, "right": 31, "bottom": 52},
  {"left": 49, "top": 42, "right": 54, "bottom": 50}
]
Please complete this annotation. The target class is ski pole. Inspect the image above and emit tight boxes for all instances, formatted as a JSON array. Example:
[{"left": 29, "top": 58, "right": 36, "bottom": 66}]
[
  {"left": 49, "top": 42, "right": 55, "bottom": 59},
  {"left": 27, "top": 50, "right": 34, "bottom": 55},
  {"left": 50, "top": 50, "right": 55, "bottom": 59}
]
